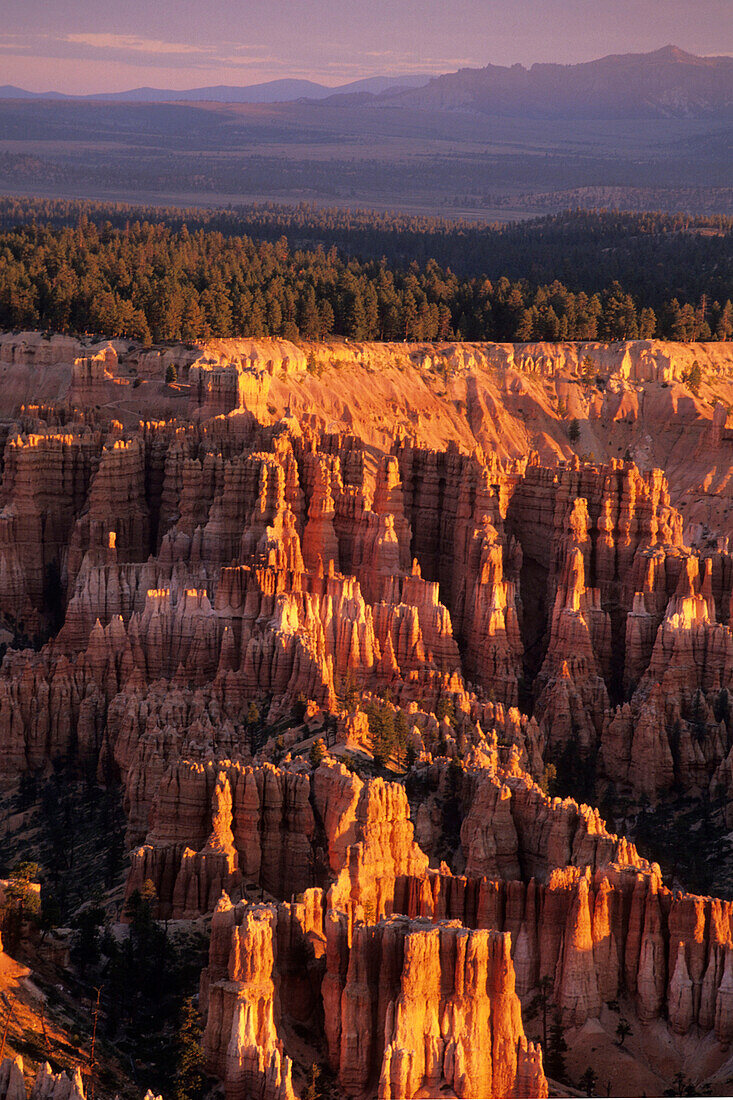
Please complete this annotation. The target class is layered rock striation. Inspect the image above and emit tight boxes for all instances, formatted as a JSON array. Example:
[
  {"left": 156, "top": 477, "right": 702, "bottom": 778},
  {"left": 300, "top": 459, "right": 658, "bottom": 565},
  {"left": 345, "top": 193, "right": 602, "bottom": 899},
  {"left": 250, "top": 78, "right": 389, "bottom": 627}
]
[{"left": 2, "top": 337, "right": 733, "bottom": 1097}]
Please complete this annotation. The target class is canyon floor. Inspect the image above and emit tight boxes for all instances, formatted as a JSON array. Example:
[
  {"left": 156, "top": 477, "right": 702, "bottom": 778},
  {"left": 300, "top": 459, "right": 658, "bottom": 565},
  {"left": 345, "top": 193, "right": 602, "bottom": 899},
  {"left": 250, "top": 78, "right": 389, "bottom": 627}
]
[{"left": 0, "top": 334, "right": 732, "bottom": 1099}]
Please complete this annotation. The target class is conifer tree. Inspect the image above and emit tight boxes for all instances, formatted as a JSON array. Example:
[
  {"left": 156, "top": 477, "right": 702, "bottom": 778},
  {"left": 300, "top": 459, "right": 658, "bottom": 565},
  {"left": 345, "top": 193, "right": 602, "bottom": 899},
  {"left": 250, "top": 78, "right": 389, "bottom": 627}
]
[{"left": 174, "top": 998, "right": 207, "bottom": 1100}]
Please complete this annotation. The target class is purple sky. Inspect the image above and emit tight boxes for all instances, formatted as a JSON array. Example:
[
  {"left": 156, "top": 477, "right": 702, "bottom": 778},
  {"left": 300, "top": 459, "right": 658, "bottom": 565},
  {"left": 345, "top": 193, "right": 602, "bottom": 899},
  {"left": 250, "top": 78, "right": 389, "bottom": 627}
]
[{"left": 2, "top": 0, "right": 731, "bottom": 93}]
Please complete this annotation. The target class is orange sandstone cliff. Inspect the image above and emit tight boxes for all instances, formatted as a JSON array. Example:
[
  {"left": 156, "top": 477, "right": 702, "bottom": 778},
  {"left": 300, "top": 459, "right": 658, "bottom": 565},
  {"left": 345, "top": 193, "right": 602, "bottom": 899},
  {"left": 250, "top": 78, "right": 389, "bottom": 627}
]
[{"left": 0, "top": 335, "right": 732, "bottom": 1097}]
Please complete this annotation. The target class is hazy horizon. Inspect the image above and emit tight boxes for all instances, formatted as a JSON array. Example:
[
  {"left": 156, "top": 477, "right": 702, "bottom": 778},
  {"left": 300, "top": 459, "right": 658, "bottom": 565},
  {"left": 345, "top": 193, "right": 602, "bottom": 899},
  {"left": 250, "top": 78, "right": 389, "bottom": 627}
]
[{"left": 1, "top": 0, "right": 731, "bottom": 95}]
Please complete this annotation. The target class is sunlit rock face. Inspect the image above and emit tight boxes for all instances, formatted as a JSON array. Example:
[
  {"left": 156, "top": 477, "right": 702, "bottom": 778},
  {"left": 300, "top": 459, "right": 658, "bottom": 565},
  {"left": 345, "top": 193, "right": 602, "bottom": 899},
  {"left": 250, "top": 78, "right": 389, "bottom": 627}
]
[{"left": 3, "top": 335, "right": 733, "bottom": 1097}]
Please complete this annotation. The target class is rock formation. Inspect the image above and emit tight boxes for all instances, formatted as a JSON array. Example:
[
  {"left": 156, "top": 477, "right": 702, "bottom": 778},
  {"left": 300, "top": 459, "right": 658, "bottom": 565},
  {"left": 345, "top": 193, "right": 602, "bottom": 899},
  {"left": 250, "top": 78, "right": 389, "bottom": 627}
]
[
  {"left": 0, "top": 1057, "right": 87, "bottom": 1100},
  {"left": 2, "top": 335, "right": 733, "bottom": 1097},
  {"left": 201, "top": 894, "right": 547, "bottom": 1100}
]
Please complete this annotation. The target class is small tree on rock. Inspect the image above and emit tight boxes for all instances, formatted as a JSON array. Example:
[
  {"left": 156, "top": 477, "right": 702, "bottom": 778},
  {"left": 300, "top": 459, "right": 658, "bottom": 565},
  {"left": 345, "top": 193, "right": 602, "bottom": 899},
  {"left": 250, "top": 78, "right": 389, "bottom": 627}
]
[
  {"left": 615, "top": 1018, "right": 631, "bottom": 1047},
  {"left": 527, "top": 974, "right": 554, "bottom": 1049},
  {"left": 544, "top": 1015, "right": 568, "bottom": 1083},
  {"left": 303, "top": 1063, "right": 323, "bottom": 1100},
  {"left": 309, "top": 738, "right": 327, "bottom": 768},
  {"left": 3, "top": 862, "right": 41, "bottom": 948},
  {"left": 688, "top": 360, "right": 702, "bottom": 395},
  {"left": 174, "top": 997, "right": 207, "bottom": 1100},
  {"left": 579, "top": 1066, "right": 597, "bottom": 1096}
]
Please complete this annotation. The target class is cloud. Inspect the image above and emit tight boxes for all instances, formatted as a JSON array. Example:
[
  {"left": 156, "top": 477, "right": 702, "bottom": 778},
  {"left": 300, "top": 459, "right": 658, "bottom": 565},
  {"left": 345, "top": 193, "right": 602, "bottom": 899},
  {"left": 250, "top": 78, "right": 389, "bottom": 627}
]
[
  {"left": 360, "top": 49, "right": 474, "bottom": 65},
  {"left": 315, "top": 55, "right": 471, "bottom": 78},
  {"left": 64, "top": 33, "right": 273, "bottom": 63},
  {"left": 0, "top": 30, "right": 276, "bottom": 71},
  {"left": 65, "top": 33, "right": 209, "bottom": 55},
  {"left": 0, "top": 29, "right": 472, "bottom": 92}
]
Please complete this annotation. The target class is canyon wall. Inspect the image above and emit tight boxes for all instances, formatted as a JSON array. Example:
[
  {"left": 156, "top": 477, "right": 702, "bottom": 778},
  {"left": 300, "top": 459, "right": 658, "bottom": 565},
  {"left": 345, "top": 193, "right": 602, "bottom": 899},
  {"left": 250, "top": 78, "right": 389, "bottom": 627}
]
[{"left": 1, "top": 334, "right": 732, "bottom": 1097}]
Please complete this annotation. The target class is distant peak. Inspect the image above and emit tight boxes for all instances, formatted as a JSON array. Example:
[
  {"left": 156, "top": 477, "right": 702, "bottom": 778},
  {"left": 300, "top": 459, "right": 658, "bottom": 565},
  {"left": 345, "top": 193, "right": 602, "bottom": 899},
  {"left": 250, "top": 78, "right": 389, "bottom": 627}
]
[{"left": 652, "top": 45, "right": 696, "bottom": 60}]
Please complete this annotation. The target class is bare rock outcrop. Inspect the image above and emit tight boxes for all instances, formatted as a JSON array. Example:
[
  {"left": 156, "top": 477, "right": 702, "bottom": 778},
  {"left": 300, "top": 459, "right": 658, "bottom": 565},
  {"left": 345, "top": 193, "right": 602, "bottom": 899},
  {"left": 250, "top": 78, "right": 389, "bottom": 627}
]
[{"left": 2, "top": 338, "right": 733, "bottom": 1098}]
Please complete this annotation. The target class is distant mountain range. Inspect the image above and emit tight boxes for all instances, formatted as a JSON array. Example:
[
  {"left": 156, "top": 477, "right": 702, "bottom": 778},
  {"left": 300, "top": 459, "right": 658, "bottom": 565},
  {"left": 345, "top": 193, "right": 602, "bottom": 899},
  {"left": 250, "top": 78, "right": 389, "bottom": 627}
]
[
  {"left": 0, "top": 74, "right": 433, "bottom": 104},
  {"left": 379, "top": 46, "right": 733, "bottom": 119},
  {"left": 0, "top": 46, "right": 729, "bottom": 120}
]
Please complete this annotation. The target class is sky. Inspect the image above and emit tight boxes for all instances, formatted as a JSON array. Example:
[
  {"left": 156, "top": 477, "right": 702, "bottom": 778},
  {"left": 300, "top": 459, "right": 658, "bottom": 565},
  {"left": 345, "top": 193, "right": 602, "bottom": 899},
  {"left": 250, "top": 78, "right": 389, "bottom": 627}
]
[{"left": 1, "top": 0, "right": 731, "bottom": 94}]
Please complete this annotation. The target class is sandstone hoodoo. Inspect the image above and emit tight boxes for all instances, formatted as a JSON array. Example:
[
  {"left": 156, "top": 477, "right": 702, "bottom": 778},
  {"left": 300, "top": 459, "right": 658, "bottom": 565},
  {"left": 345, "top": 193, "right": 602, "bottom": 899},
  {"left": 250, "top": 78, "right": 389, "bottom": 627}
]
[{"left": 2, "top": 332, "right": 733, "bottom": 1100}]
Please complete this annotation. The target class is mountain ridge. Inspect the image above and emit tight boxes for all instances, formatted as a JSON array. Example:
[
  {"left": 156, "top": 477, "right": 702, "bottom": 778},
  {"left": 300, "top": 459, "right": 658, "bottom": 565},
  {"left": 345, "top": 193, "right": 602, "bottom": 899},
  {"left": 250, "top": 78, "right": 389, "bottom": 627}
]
[
  {"left": 2, "top": 46, "right": 730, "bottom": 117},
  {"left": 374, "top": 44, "right": 733, "bottom": 118},
  {"left": 0, "top": 73, "right": 433, "bottom": 104}
]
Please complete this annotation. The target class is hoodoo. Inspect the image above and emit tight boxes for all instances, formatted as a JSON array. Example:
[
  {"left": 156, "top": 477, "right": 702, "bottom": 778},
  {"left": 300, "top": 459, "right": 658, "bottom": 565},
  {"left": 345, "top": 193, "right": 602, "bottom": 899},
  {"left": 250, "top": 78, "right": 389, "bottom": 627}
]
[{"left": 0, "top": 329, "right": 732, "bottom": 1099}]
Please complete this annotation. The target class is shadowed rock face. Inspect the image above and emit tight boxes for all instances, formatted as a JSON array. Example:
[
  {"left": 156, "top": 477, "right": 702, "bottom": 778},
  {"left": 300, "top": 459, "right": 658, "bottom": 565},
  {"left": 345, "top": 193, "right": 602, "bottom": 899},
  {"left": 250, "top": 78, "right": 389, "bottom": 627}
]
[{"left": 2, "top": 335, "right": 733, "bottom": 1097}]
